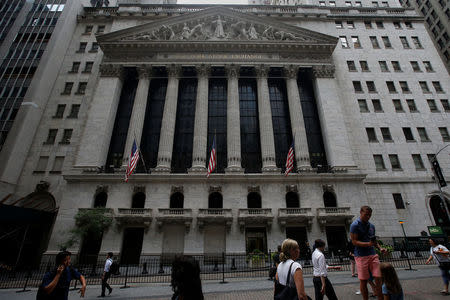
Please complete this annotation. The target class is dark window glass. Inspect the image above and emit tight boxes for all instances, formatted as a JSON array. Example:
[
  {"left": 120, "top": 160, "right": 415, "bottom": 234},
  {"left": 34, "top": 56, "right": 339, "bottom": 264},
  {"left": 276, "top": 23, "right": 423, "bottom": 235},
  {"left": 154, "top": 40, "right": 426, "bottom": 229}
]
[
  {"left": 208, "top": 192, "right": 223, "bottom": 208},
  {"left": 298, "top": 70, "right": 327, "bottom": 167},
  {"left": 286, "top": 192, "right": 299, "bottom": 208},
  {"left": 140, "top": 78, "right": 167, "bottom": 171},
  {"left": 323, "top": 191, "right": 337, "bottom": 207},
  {"left": 54, "top": 104, "right": 66, "bottom": 118},
  {"left": 132, "top": 192, "right": 146, "bottom": 208},
  {"left": 94, "top": 192, "right": 107, "bottom": 208},
  {"left": 170, "top": 192, "right": 184, "bottom": 208},
  {"left": 207, "top": 78, "right": 227, "bottom": 173},
  {"left": 393, "top": 193, "right": 405, "bottom": 209},
  {"left": 239, "top": 79, "right": 262, "bottom": 173},
  {"left": 171, "top": 78, "right": 197, "bottom": 173},
  {"left": 247, "top": 192, "right": 262, "bottom": 208},
  {"left": 269, "top": 78, "right": 294, "bottom": 172},
  {"left": 105, "top": 69, "right": 138, "bottom": 169}
]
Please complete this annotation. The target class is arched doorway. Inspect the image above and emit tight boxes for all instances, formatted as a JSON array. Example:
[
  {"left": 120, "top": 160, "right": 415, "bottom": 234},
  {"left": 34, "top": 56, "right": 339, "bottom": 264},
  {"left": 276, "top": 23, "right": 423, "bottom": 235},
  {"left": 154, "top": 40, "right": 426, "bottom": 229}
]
[
  {"left": 94, "top": 192, "right": 107, "bottom": 208},
  {"left": 286, "top": 192, "right": 299, "bottom": 208},
  {"left": 430, "top": 195, "right": 450, "bottom": 236},
  {"left": 208, "top": 192, "right": 223, "bottom": 208},
  {"left": 323, "top": 191, "right": 337, "bottom": 207},
  {"left": 170, "top": 192, "right": 184, "bottom": 208}
]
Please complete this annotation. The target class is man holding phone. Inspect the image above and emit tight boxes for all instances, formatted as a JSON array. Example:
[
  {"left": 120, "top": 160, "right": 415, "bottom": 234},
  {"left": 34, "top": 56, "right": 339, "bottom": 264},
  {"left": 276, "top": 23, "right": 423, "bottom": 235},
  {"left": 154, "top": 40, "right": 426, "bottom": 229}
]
[
  {"left": 39, "top": 251, "right": 86, "bottom": 300},
  {"left": 350, "top": 206, "right": 386, "bottom": 300}
]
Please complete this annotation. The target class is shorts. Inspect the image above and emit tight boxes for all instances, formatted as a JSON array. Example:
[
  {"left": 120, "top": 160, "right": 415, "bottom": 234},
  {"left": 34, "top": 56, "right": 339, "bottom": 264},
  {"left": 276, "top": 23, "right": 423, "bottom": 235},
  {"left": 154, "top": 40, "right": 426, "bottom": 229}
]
[{"left": 355, "top": 254, "right": 381, "bottom": 280}]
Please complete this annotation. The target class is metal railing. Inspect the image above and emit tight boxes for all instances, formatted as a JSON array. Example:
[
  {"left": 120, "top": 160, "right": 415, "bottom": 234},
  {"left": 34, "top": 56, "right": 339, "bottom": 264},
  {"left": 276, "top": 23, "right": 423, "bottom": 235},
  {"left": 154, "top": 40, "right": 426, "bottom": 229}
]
[
  {"left": 238, "top": 208, "right": 272, "bottom": 216},
  {"left": 317, "top": 207, "right": 351, "bottom": 214},
  {"left": 117, "top": 208, "right": 152, "bottom": 215}
]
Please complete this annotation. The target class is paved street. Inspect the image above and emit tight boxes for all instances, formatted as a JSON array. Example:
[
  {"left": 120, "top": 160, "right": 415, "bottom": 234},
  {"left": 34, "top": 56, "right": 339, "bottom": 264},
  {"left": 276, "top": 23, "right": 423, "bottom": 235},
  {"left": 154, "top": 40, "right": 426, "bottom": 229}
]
[{"left": 2, "top": 265, "right": 449, "bottom": 299}]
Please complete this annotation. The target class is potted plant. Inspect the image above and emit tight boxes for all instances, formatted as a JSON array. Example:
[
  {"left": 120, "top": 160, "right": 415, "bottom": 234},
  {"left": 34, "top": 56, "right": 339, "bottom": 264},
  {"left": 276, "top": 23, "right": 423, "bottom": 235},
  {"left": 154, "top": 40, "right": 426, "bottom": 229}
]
[{"left": 247, "top": 249, "right": 267, "bottom": 268}]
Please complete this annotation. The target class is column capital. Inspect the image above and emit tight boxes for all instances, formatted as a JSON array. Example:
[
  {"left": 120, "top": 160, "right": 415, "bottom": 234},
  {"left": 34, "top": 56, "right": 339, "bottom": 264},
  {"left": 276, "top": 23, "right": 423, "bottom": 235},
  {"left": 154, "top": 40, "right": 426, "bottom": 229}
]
[
  {"left": 195, "top": 64, "right": 211, "bottom": 78},
  {"left": 284, "top": 65, "right": 299, "bottom": 79},
  {"left": 166, "top": 64, "right": 182, "bottom": 77},
  {"left": 137, "top": 65, "right": 152, "bottom": 79},
  {"left": 99, "top": 64, "right": 124, "bottom": 78},
  {"left": 225, "top": 64, "right": 240, "bottom": 79},
  {"left": 312, "top": 65, "right": 335, "bottom": 78},
  {"left": 255, "top": 65, "right": 270, "bottom": 78}
]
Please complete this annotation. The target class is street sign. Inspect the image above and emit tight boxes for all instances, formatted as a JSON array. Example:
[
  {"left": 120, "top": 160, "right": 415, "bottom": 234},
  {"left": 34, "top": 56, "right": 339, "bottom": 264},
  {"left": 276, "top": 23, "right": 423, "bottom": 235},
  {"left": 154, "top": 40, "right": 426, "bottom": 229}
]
[{"left": 428, "top": 226, "right": 444, "bottom": 236}]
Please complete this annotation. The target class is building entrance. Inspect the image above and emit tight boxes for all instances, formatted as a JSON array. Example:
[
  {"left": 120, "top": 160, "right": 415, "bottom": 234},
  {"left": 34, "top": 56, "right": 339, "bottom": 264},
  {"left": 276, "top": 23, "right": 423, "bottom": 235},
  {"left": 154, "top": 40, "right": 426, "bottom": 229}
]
[
  {"left": 120, "top": 228, "right": 144, "bottom": 264},
  {"left": 325, "top": 226, "right": 347, "bottom": 257},
  {"left": 245, "top": 227, "right": 267, "bottom": 253},
  {"left": 286, "top": 227, "right": 309, "bottom": 260}
]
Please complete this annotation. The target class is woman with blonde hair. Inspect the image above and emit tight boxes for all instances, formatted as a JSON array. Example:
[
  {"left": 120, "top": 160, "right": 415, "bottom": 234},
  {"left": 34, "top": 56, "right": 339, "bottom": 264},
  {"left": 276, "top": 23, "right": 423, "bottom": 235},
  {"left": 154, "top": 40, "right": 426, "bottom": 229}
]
[{"left": 274, "top": 238, "right": 308, "bottom": 300}]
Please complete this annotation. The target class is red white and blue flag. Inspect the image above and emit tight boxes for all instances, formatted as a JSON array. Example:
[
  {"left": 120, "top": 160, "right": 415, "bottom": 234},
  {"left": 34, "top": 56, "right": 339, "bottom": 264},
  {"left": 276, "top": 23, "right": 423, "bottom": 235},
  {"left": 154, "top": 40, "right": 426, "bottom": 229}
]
[
  {"left": 284, "top": 140, "right": 295, "bottom": 176},
  {"left": 207, "top": 136, "right": 216, "bottom": 178},
  {"left": 125, "top": 139, "right": 139, "bottom": 182}
]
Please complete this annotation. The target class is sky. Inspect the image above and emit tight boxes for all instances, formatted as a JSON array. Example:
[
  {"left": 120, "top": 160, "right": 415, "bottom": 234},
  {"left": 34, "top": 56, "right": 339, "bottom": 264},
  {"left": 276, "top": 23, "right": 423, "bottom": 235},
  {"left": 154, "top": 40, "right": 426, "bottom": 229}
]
[{"left": 177, "top": 0, "right": 248, "bottom": 4}]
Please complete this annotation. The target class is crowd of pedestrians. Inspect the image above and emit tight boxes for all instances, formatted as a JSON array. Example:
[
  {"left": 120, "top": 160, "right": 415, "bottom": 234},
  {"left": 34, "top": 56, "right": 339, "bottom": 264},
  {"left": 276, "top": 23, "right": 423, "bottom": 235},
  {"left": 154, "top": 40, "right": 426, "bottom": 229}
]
[{"left": 37, "top": 205, "right": 448, "bottom": 300}]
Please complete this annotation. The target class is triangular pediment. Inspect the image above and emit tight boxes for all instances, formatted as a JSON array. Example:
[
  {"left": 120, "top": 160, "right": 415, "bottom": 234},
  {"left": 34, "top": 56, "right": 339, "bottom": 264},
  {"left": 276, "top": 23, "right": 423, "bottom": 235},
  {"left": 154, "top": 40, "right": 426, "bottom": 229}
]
[{"left": 98, "top": 7, "right": 337, "bottom": 45}]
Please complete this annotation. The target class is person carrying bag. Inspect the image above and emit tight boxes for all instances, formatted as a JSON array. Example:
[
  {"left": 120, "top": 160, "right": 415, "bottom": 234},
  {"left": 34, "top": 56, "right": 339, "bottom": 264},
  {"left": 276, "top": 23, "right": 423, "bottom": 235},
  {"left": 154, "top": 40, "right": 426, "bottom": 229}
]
[{"left": 274, "top": 238, "right": 310, "bottom": 300}]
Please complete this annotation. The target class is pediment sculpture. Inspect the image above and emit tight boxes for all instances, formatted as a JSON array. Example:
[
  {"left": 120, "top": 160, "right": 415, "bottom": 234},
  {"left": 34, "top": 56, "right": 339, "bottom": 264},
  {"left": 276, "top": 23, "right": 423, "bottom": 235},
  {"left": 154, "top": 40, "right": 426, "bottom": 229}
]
[{"left": 121, "top": 15, "right": 313, "bottom": 42}]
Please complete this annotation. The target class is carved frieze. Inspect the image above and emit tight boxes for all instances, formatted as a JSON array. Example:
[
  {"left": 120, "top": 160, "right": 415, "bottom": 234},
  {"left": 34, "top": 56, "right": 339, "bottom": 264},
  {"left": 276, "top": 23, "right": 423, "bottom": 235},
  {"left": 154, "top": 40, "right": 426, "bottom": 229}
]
[
  {"left": 171, "top": 186, "right": 183, "bottom": 194},
  {"left": 312, "top": 65, "right": 335, "bottom": 78},
  {"left": 136, "top": 65, "right": 152, "bottom": 79},
  {"left": 248, "top": 186, "right": 260, "bottom": 193},
  {"left": 209, "top": 186, "right": 222, "bottom": 193},
  {"left": 255, "top": 65, "right": 270, "bottom": 78},
  {"left": 99, "top": 64, "right": 124, "bottom": 78},
  {"left": 284, "top": 65, "right": 299, "bottom": 79},
  {"left": 196, "top": 64, "right": 211, "bottom": 77},
  {"left": 225, "top": 65, "right": 240, "bottom": 79},
  {"left": 167, "top": 64, "right": 182, "bottom": 77},
  {"left": 35, "top": 181, "right": 50, "bottom": 193},
  {"left": 134, "top": 185, "right": 145, "bottom": 194},
  {"left": 286, "top": 185, "right": 298, "bottom": 193}
]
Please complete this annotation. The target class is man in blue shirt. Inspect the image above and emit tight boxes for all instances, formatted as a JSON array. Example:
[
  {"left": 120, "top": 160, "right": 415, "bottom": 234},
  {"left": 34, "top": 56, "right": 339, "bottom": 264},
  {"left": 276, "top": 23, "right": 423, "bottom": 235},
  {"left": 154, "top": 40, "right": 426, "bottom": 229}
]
[
  {"left": 350, "top": 206, "right": 386, "bottom": 300},
  {"left": 39, "top": 251, "right": 86, "bottom": 300}
]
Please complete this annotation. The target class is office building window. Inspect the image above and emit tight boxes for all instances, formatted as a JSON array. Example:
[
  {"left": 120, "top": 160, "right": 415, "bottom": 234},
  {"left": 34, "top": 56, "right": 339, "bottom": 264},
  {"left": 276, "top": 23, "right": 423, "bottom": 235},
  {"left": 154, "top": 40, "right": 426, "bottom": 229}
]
[
  {"left": 347, "top": 61, "right": 357, "bottom": 71},
  {"left": 60, "top": 129, "right": 73, "bottom": 144},
  {"left": 373, "top": 154, "right": 386, "bottom": 170},
  {"left": 417, "top": 127, "right": 430, "bottom": 142},
  {"left": 355, "top": 1, "right": 361, "bottom": 6},
  {"left": 399, "top": 81, "right": 410, "bottom": 93},
  {"left": 44, "top": 129, "right": 58, "bottom": 145},
  {"left": 376, "top": 21, "right": 384, "bottom": 29},
  {"left": 353, "top": 81, "right": 363, "bottom": 92},
  {"left": 400, "top": 36, "right": 410, "bottom": 48},
  {"left": 410, "top": 61, "right": 421, "bottom": 72},
  {"left": 370, "top": 36, "right": 380, "bottom": 48},
  {"left": 405, "top": 22, "right": 413, "bottom": 29},
  {"left": 54, "top": 104, "right": 66, "bottom": 118},
  {"left": 393, "top": 22, "right": 402, "bottom": 29},
  {"left": 372, "top": 99, "right": 383, "bottom": 112},
  {"left": 62, "top": 82, "right": 73, "bottom": 95},
  {"left": 366, "top": 81, "right": 377, "bottom": 93},
  {"left": 319, "top": 1, "right": 326, "bottom": 5},
  {"left": 35, "top": 156, "right": 49, "bottom": 173},
  {"left": 360, "top": 61, "right": 370, "bottom": 71},
  {"left": 83, "top": 62, "right": 93, "bottom": 73},
  {"left": 432, "top": 81, "right": 444, "bottom": 93},
  {"left": 352, "top": 36, "right": 362, "bottom": 48},
  {"left": 412, "top": 36, "right": 423, "bottom": 48},
  {"left": 381, "top": 1, "right": 389, "bottom": 6},
  {"left": 389, "top": 154, "right": 402, "bottom": 169},
  {"left": 335, "top": 21, "right": 343, "bottom": 29},
  {"left": 76, "top": 82, "right": 87, "bottom": 95},
  {"left": 386, "top": 81, "right": 397, "bottom": 93},
  {"left": 68, "top": 104, "right": 80, "bottom": 119},
  {"left": 423, "top": 61, "right": 434, "bottom": 72},
  {"left": 340, "top": 36, "right": 349, "bottom": 48},
  {"left": 345, "top": 1, "right": 352, "bottom": 6},
  {"left": 441, "top": 99, "right": 450, "bottom": 112},
  {"left": 329, "top": 1, "right": 336, "bottom": 6},
  {"left": 372, "top": 1, "right": 379, "bottom": 7},
  {"left": 347, "top": 21, "right": 355, "bottom": 29},
  {"left": 90, "top": 42, "right": 99, "bottom": 53},
  {"left": 406, "top": 99, "right": 418, "bottom": 112},
  {"left": 84, "top": 25, "right": 93, "bottom": 35},
  {"left": 402, "top": 127, "right": 414, "bottom": 141},
  {"left": 393, "top": 193, "right": 405, "bottom": 209},
  {"left": 379, "top": 61, "right": 389, "bottom": 72},
  {"left": 392, "top": 61, "right": 402, "bottom": 72},
  {"left": 50, "top": 156, "right": 65, "bottom": 173},
  {"left": 439, "top": 127, "right": 450, "bottom": 142},
  {"left": 77, "top": 42, "right": 87, "bottom": 53},
  {"left": 393, "top": 99, "right": 404, "bottom": 112},
  {"left": 366, "top": 128, "right": 378, "bottom": 142},
  {"left": 365, "top": 21, "right": 373, "bottom": 29},
  {"left": 412, "top": 154, "right": 425, "bottom": 170},
  {"left": 427, "top": 99, "right": 439, "bottom": 112},
  {"left": 382, "top": 36, "right": 392, "bottom": 48},
  {"left": 97, "top": 25, "right": 105, "bottom": 34},
  {"left": 419, "top": 81, "right": 430, "bottom": 93},
  {"left": 358, "top": 99, "right": 369, "bottom": 112},
  {"left": 70, "top": 62, "right": 80, "bottom": 73},
  {"left": 381, "top": 127, "right": 393, "bottom": 141}
]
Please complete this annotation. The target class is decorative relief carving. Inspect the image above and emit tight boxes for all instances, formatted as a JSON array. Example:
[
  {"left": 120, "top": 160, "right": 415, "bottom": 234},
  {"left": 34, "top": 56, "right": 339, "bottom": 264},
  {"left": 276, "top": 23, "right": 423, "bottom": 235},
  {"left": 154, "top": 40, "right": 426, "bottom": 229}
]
[
  {"left": 134, "top": 185, "right": 145, "bottom": 194},
  {"left": 248, "top": 186, "right": 260, "bottom": 193},
  {"left": 99, "top": 64, "right": 123, "bottom": 77},
  {"left": 167, "top": 64, "right": 182, "bottom": 77},
  {"left": 137, "top": 65, "right": 152, "bottom": 79},
  {"left": 96, "top": 185, "right": 108, "bottom": 194},
  {"left": 255, "top": 65, "right": 270, "bottom": 78},
  {"left": 225, "top": 65, "right": 240, "bottom": 79},
  {"left": 286, "top": 185, "right": 298, "bottom": 193},
  {"left": 284, "top": 65, "right": 299, "bottom": 79},
  {"left": 209, "top": 186, "right": 222, "bottom": 193},
  {"left": 35, "top": 181, "right": 50, "bottom": 193},
  {"left": 195, "top": 64, "right": 211, "bottom": 77},
  {"left": 171, "top": 186, "right": 184, "bottom": 194},
  {"left": 120, "top": 15, "right": 314, "bottom": 42},
  {"left": 322, "top": 184, "right": 334, "bottom": 193},
  {"left": 312, "top": 65, "right": 335, "bottom": 78}
]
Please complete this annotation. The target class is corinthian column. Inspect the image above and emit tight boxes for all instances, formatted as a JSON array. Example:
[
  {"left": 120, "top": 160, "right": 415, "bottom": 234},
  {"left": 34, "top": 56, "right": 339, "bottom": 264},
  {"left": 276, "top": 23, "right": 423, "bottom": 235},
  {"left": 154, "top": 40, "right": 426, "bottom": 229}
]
[
  {"left": 189, "top": 64, "right": 210, "bottom": 173},
  {"left": 153, "top": 64, "right": 181, "bottom": 173},
  {"left": 255, "top": 65, "right": 279, "bottom": 173},
  {"left": 224, "top": 65, "right": 243, "bottom": 173},
  {"left": 122, "top": 65, "right": 151, "bottom": 168},
  {"left": 285, "top": 65, "right": 310, "bottom": 171}
]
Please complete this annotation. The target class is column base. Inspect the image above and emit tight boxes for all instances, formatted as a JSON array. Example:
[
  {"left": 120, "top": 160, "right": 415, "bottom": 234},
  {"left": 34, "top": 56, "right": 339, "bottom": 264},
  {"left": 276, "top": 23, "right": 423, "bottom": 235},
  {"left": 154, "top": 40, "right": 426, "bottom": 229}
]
[
  {"left": 151, "top": 165, "right": 171, "bottom": 173},
  {"left": 188, "top": 165, "right": 207, "bottom": 173},
  {"left": 262, "top": 165, "right": 281, "bottom": 173},
  {"left": 297, "top": 166, "right": 313, "bottom": 173},
  {"left": 225, "top": 166, "right": 244, "bottom": 174}
]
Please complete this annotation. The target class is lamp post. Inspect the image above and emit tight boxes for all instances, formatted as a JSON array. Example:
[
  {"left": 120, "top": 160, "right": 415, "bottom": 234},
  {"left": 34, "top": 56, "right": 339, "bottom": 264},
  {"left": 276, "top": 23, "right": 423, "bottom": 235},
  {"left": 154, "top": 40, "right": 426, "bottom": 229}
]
[
  {"left": 399, "top": 220, "right": 416, "bottom": 271},
  {"left": 431, "top": 144, "right": 449, "bottom": 222}
]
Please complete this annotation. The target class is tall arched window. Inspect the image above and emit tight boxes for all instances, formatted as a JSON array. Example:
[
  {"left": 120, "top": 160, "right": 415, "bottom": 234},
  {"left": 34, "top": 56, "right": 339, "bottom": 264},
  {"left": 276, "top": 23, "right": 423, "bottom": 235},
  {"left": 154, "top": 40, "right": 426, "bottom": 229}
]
[
  {"left": 430, "top": 195, "right": 450, "bottom": 226},
  {"left": 170, "top": 192, "right": 184, "bottom": 208},
  {"left": 247, "top": 192, "right": 262, "bottom": 208},
  {"left": 323, "top": 191, "right": 337, "bottom": 207},
  {"left": 208, "top": 192, "right": 223, "bottom": 209},
  {"left": 94, "top": 192, "right": 107, "bottom": 208},
  {"left": 286, "top": 192, "right": 299, "bottom": 208},
  {"left": 132, "top": 192, "right": 146, "bottom": 208}
]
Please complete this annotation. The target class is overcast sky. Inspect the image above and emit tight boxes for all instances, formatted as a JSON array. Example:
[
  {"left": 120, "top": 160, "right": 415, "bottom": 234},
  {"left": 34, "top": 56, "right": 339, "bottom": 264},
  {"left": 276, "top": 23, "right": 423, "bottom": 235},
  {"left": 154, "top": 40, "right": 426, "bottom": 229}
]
[{"left": 177, "top": 0, "right": 248, "bottom": 4}]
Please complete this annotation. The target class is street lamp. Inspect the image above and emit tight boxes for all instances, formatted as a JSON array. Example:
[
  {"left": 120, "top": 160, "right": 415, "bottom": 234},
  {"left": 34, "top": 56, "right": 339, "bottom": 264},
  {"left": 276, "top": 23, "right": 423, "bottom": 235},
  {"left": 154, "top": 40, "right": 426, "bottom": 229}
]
[
  {"left": 398, "top": 220, "right": 416, "bottom": 271},
  {"left": 431, "top": 144, "right": 449, "bottom": 221}
]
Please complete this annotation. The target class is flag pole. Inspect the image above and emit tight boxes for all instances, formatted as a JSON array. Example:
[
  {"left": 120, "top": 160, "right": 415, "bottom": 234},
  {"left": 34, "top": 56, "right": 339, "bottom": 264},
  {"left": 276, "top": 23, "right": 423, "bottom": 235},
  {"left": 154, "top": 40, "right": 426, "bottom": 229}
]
[
  {"left": 214, "top": 129, "right": 217, "bottom": 175},
  {"left": 134, "top": 131, "right": 148, "bottom": 174}
]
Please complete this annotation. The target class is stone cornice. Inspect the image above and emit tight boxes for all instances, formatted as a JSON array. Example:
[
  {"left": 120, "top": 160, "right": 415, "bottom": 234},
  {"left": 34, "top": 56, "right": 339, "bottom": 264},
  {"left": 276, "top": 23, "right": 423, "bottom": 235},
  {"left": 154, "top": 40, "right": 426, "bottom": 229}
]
[
  {"left": 99, "top": 63, "right": 124, "bottom": 78},
  {"left": 312, "top": 65, "right": 335, "bottom": 78}
]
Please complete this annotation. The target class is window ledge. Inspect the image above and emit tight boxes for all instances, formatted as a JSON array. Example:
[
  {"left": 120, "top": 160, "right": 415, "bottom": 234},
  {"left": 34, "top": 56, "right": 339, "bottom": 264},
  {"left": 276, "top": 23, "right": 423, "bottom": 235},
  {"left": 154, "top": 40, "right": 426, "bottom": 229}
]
[
  {"left": 33, "top": 171, "right": 45, "bottom": 174},
  {"left": 60, "top": 92, "right": 71, "bottom": 95},
  {"left": 49, "top": 171, "right": 62, "bottom": 174},
  {"left": 406, "top": 140, "right": 416, "bottom": 143},
  {"left": 74, "top": 92, "right": 85, "bottom": 95},
  {"left": 59, "top": 142, "right": 71, "bottom": 145},
  {"left": 392, "top": 168, "right": 403, "bottom": 171},
  {"left": 43, "top": 142, "right": 54, "bottom": 145},
  {"left": 75, "top": 50, "right": 85, "bottom": 53},
  {"left": 67, "top": 116, "right": 78, "bottom": 119},
  {"left": 383, "top": 140, "right": 394, "bottom": 143},
  {"left": 68, "top": 71, "right": 78, "bottom": 74},
  {"left": 88, "top": 50, "right": 99, "bottom": 53},
  {"left": 52, "top": 116, "right": 63, "bottom": 119},
  {"left": 420, "top": 140, "right": 431, "bottom": 143},
  {"left": 81, "top": 71, "right": 92, "bottom": 74},
  {"left": 415, "top": 168, "right": 426, "bottom": 171},
  {"left": 376, "top": 168, "right": 387, "bottom": 171}
]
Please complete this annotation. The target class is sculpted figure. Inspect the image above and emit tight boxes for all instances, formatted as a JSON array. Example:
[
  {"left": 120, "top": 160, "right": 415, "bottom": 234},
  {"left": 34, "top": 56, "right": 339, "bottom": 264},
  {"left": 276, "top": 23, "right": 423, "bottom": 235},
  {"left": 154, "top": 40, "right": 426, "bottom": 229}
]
[
  {"left": 262, "top": 26, "right": 275, "bottom": 40},
  {"left": 181, "top": 23, "right": 191, "bottom": 40},
  {"left": 212, "top": 16, "right": 226, "bottom": 38},
  {"left": 230, "top": 21, "right": 248, "bottom": 39},
  {"left": 274, "top": 30, "right": 299, "bottom": 40},
  {"left": 190, "top": 22, "right": 206, "bottom": 39},
  {"left": 160, "top": 25, "right": 175, "bottom": 40},
  {"left": 248, "top": 23, "right": 258, "bottom": 40}
]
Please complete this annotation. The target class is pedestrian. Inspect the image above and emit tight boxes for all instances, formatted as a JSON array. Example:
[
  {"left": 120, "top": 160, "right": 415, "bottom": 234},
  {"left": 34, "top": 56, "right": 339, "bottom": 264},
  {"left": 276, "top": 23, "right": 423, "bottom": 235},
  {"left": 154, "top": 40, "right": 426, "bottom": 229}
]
[
  {"left": 270, "top": 245, "right": 282, "bottom": 280},
  {"left": 171, "top": 255, "right": 204, "bottom": 300},
  {"left": 37, "top": 250, "right": 86, "bottom": 300},
  {"left": 304, "top": 242, "right": 312, "bottom": 266},
  {"left": 99, "top": 252, "right": 114, "bottom": 297},
  {"left": 348, "top": 239, "right": 357, "bottom": 277},
  {"left": 426, "top": 238, "right": 450, "bottom": 295},
  {"left": 379, "top": 262, "right": 404, "bottom": 300},
  {"left": 350, "top": 206, "right": 386, "bottom": 300},
  {"left": 355, "top": 271, "right": 378, "bottom": 298},
  {"left": 311, "top": 239, "right": 340, "bottom": 300},
  {"left": 274, "top": 238, "right": 308, "bottom": 300}
]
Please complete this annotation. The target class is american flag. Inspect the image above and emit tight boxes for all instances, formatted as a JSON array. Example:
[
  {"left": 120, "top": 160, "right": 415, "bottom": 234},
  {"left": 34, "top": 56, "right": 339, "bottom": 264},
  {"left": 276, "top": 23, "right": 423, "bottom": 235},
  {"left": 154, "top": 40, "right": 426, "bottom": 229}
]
[
  {"left": 284, "top": 140, "right": 295, "bottom": 176},
  {"left": 125, "top": 139, "right": 139, "bottom": 182},
  {"left": 207, "top": 136, "right": 216, "bottom": 178}
]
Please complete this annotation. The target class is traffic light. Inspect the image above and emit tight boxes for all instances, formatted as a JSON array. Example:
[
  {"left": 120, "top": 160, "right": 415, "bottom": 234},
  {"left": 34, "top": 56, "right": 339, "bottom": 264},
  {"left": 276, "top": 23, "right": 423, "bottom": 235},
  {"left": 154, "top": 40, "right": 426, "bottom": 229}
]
[{"left": 431, "top": 157, "right": 447, "bottom": 187}]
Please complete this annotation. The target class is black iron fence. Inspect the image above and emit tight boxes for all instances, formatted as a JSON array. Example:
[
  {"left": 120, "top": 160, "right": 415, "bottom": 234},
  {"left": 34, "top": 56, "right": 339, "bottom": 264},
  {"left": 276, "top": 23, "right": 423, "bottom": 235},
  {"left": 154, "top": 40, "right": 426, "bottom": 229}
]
[{"left": 0, "top": 237, "right": 440, "bottom": 290}]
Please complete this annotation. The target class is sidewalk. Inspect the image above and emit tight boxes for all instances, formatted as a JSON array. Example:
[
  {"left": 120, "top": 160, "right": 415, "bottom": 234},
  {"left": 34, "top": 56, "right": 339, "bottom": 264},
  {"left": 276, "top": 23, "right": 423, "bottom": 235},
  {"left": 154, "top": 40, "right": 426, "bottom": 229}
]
[{"left": 1, "top": 265, "right": 446, "bottom": 299}]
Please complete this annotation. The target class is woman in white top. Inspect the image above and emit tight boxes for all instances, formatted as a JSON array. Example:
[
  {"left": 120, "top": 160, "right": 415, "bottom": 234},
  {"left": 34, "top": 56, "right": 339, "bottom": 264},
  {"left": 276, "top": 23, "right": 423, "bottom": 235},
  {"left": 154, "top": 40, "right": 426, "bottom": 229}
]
[
  {"left": 275, "top": 238, "right": 308, "bottom": 300},
  {"left": 426, "top": 238, "right": 450, "bottom": 295}
]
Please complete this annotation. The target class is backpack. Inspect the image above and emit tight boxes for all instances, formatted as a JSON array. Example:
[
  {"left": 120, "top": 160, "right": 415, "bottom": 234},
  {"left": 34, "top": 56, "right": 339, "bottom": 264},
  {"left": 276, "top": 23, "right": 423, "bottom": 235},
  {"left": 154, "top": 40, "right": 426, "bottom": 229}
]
[{"left": 109, "top": 261, "right": 119, "bottom": 275}]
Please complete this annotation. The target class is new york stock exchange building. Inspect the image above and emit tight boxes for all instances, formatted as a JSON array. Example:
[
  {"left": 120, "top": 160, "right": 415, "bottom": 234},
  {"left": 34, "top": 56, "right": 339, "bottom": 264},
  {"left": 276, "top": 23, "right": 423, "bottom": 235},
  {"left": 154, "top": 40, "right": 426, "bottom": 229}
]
[{"left": 0, "top": 0, "right": 449, "bottom": 266}]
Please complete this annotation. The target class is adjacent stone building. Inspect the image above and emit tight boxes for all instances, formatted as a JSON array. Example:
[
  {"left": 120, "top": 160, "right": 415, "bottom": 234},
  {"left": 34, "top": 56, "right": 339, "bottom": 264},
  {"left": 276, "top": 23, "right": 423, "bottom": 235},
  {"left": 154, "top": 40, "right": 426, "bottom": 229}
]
[{"left": 0, "top": 0, "right": 449, "bottom": 264}]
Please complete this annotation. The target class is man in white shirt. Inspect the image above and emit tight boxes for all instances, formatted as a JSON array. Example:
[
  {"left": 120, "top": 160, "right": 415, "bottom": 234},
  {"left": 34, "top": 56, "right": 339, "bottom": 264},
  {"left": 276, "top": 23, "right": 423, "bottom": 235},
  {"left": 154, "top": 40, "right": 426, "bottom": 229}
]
[
  {"left": 99, "top": 252, "right": 113, "bottom": 297},
  {"left": 312, "top": 239, "right": 340, "bottom": 300}
]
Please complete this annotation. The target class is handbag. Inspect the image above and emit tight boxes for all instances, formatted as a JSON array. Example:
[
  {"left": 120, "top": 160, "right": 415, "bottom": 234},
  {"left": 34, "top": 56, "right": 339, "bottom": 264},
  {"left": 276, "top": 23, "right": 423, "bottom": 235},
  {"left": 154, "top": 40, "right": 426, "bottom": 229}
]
[{"left": 274, "top": 262, "right": 311, "bottom": 300}]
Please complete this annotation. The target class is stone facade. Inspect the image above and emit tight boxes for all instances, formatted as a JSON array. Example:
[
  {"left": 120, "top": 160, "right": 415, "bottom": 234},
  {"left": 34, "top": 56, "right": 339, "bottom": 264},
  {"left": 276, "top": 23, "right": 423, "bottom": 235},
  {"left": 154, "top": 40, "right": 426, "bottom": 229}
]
[{"left": 0, "top": 2, "right": 449, "bottom": 259}]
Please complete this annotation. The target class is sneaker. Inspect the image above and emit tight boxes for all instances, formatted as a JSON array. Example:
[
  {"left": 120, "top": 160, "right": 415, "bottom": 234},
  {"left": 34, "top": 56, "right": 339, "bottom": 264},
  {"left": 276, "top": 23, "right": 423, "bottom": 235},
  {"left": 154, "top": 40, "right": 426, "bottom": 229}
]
[
  {"left": 108, "top": 287, "right": 113, "bottom": 295},
  {"left": 355, "top": 290, "right": 361, "bottom": 295}
]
